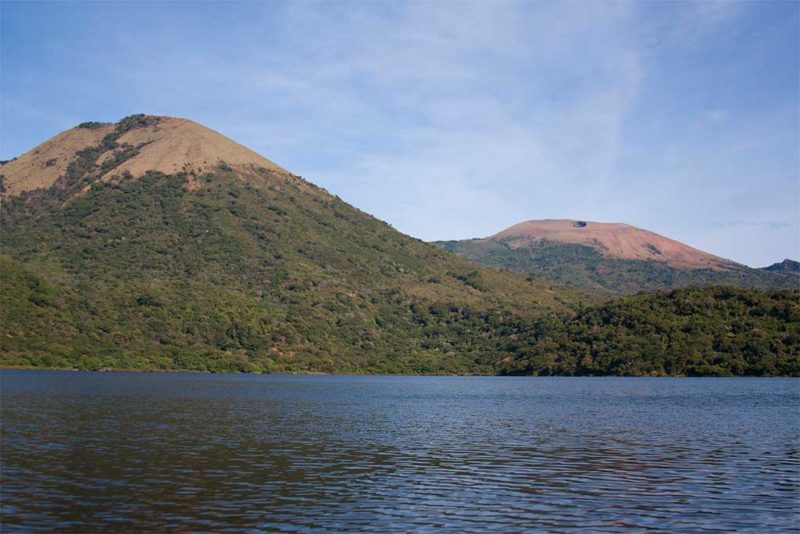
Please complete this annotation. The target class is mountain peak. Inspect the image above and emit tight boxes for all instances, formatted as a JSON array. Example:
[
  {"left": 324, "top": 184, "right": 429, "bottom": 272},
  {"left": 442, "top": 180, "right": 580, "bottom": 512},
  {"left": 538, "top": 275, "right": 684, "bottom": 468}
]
[
  {"left": 1, "top": 116, "right": 580, "bottom": 374},
  {"left": 100, "top": 115, "right": 285, "bottom": 178},
  {"left": 761, "top": 259, "right": 800, "bottom": 274},
  {"left": 487, "top": 218, "right": 731, "bottom": 270},
  {"left": 0, "top": 114, "right": 285, "bottom": 197}
]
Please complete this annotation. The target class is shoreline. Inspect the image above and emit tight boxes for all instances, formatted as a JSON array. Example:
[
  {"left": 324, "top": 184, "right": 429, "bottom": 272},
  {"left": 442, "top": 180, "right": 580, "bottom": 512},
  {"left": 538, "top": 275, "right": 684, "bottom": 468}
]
[{"left": 1, "top": 366, "right": 797, "bottom": 378}]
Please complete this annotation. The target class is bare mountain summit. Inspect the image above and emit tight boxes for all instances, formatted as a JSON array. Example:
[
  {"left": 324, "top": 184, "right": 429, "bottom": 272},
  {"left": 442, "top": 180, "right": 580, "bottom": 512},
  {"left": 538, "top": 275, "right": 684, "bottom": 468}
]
[
  {"left": 1, "top": 114, "right": 583, "bottom": 374},
  {"left": 491, "top": 219, "right": 731, "bottom": 270},
  {"left": 436, "top": 219, "right": 797, "bottom": 294},
  {"left": 1, "top": 115, "right": 285, "bottom": 197}
]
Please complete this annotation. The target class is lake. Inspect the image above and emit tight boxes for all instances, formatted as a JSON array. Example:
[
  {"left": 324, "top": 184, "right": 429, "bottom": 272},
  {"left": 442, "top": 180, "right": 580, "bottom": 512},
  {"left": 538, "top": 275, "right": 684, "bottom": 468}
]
[{"left": 1, "top": 371, "right": 798, "bottom": 531}]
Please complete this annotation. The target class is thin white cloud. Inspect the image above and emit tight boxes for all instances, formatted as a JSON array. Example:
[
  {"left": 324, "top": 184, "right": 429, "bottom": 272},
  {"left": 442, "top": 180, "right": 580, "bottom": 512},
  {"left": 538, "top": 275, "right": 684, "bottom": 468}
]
[
  {"left": 712, "top": 220, "right": 792, "bottom": 230},
  {"left": 1, "top": 0, "right": 796, "bottom": 266},
  {"left": 251, "top": 1, "right": 647, "bottom": 240},
  {"left": 700, "top": 109, "right": 729, "bottom": 122}
]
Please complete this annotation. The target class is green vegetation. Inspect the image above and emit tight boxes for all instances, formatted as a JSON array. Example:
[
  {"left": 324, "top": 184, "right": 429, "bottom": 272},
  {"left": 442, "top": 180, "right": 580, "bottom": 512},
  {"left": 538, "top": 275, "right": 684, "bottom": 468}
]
[
  {"left": 2, "top": 115, "right": 797, "bottom": 376},
  {"left": 1, "top": 118, "right": 584, "bottom": 373},
  {"left": 436, "top": 238, "right": 798, "bottom": 294},
  {"left": 76, "top": 121, "right": 109, "bottom": 130},
  {"left": 498, "top": 287, "right": 800, "bottom": 376}
]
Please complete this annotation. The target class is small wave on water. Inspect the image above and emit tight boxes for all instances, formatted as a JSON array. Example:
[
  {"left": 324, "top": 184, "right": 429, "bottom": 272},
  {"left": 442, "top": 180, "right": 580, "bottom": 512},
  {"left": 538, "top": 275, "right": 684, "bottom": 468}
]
[{"left": 1, "top": 372, "right": 798, "bottom": 531}]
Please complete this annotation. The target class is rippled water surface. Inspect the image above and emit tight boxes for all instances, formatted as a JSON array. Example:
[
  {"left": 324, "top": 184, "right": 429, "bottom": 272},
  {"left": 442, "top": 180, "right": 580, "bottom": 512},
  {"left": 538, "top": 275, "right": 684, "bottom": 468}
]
[{"left": 1, "top": 372, "right": 798, "bottom": 531}]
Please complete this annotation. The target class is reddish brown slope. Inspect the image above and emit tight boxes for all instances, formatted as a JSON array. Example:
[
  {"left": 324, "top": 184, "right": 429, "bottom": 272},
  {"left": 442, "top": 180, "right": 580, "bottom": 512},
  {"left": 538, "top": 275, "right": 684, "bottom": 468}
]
[
  {"left": 1, "top": 123, "right": 115, "bottom": 196},
  {"left": 1, "top": 116, "right": 287, "bottom": 198},
  {"left": 489, "top": 219, "right": 734, "bottom": 270}
]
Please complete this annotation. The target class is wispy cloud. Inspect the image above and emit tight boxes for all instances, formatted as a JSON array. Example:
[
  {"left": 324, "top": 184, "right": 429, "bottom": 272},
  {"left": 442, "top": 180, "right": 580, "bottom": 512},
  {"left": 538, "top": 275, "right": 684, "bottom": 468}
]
[
  {"left": 700, "top": 109, "right": 729, "bottom": 122},
  {"left": 712, "top": 220, "right": 791, "bottom": 229},
  {"left": 1, "top": 0, "right": 797, "bottom": 266},
  {"left": 245, "top": 1, "right": 647, "bottom": 240}
]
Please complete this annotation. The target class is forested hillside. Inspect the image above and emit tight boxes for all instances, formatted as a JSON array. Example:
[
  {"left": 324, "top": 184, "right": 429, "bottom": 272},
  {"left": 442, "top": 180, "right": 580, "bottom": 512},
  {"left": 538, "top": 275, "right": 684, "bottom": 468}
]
[
  {"left": 437, "top": 237, "right": 798, "bottom": 294},
  {"left": 2, "top": 116, "right": 797, "bottom": 376},
  {"left": 497, "top": 287, "right": 800, "bottom": 376},
  {"left": 0, "top": 116, "right": 583, "bottom": 374}
]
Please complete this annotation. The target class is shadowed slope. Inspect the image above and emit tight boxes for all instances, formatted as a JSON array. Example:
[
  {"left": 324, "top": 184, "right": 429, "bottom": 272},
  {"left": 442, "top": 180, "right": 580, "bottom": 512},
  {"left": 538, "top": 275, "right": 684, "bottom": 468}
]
[{"left": 761, "top": 259, "right": 800, "bottom": 275}]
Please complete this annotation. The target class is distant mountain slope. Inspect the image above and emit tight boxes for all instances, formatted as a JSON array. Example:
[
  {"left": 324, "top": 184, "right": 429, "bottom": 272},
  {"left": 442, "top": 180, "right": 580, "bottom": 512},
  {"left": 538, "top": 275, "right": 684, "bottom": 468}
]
[
  {"left": 436, "top": 220, "right": 797, "bottom": 294},
  {"left": 761, "top": 259, "right": 800, "bottom": 275},
  {"left": 0, "top": 115, "right": 586, "bottom": 374},
  {"left": 491, "top": 219, "right": 728, "bottom": 269}
]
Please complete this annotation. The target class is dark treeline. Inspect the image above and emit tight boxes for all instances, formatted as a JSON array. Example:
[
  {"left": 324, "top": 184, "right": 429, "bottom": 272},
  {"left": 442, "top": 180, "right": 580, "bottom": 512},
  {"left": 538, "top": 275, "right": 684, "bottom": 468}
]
[{"left": 498, "top": 287, "right": 800, "bottom": 377}]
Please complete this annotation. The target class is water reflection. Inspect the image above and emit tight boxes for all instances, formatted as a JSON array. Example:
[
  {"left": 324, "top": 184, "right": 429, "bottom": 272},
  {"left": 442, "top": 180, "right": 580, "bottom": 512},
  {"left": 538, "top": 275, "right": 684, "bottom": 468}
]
[{"left": 2, "top": 373, "right": 798, "bottom": 531}]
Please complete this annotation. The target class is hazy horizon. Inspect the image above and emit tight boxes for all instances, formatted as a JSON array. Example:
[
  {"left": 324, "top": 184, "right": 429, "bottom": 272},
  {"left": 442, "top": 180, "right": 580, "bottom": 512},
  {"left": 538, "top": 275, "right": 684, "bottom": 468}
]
[{"left": 2, "top": 1, "right": 797, "bottom": 267}]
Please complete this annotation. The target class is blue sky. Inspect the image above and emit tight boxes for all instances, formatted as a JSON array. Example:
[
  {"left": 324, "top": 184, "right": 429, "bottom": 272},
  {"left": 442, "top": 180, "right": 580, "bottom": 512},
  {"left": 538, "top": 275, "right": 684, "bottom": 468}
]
[{"left": 2, "top": 0, "right": 797, "bottom": 267}]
